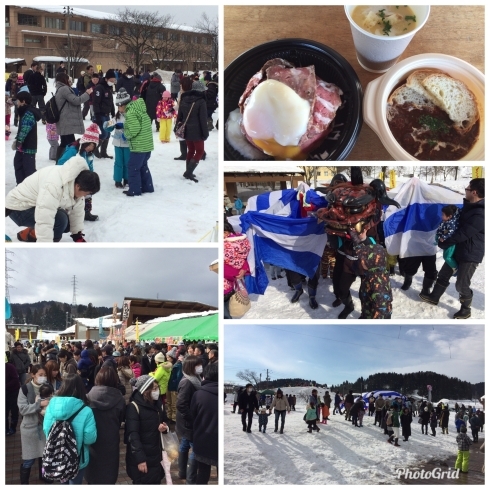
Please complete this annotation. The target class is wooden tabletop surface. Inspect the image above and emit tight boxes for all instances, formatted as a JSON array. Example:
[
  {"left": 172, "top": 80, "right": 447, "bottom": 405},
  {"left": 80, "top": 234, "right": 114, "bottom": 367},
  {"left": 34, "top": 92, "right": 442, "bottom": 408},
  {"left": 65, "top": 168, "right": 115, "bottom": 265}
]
[{"left": 224, "top": 5, "right": 484, "bottom": 161}]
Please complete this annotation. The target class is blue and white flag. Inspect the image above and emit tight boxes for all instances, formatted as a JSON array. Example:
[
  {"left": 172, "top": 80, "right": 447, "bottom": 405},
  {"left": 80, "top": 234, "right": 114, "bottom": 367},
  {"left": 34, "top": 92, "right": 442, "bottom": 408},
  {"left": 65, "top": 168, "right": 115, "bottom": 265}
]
[
  {"left": 384, "top": 178, "right": 463, "bottom": 259},
  {"left": 356, "top": 390, "right": 406, "bottom": 409},
  {"left": 229, "top": 185, "right": 328, "bottom": 295}
]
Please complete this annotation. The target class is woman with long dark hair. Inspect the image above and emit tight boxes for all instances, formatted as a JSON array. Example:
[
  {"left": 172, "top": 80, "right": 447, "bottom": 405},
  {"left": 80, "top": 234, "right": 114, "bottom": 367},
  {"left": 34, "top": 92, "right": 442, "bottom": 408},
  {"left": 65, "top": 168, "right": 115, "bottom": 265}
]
[
  {"left": 43, "top": 360, "right": 62, "bottom": 392},
  {"left": 42, "top": 374, "right": 97, "bottom": 484},
  {"left": 117, "top": 356, "right": 134, "bottom": 404},
  {"left": 125, "top": 375, "right": 169, "bottom": 484},
  {"left": 85, "top": 366, "right": 125, "bottom": 484},
  {"left": 54, "top": 72, "right": 93, "bottom": 162}
]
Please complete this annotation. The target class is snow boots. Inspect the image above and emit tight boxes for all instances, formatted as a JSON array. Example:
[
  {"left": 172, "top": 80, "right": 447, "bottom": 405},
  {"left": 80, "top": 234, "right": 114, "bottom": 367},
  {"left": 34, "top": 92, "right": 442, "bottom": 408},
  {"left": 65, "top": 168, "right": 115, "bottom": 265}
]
[
  {"left": 100, "top": 139, "right": 112, "bottom": 159},
  {"left": 419, "top": 282, "right": 447, "bottom": 305},
  {"left": 401, "top": 275, "right": 413, "bottom": 291},
  {"left": 17, "top": 227, "right": 36, "bottom": 242},
  {"left": 20, "top": 464, "right": 31, "bottom": 485},
  {"left": 332, "top": 298, "right": 342, "bottom": 307},
  {"left": 186, "top": 458, "right": 197, "bottom": 484},
  {"left": 394, "top": 438, "right": 400, "bottom": 447},
  {"left": 453, "top": 293, "right": 472, "bottom": 319},
  {"left": 55, "top": 145, "right": 66, "bottom": 164},
  {"left": 84, "top": 211, "right": 99, "bottom": 221},
  {"left": 338, "top": 295, "right": 354, "bottom": 319},
  {"left": 420, "top": 277, "right": 435, "bottom": 296},
  {"left": 178, "top": 452, "right": 188, "bottom": 479},
  {"left": 290, "top": 283, "right": 304, "bottom": 303},
  {"left": 207, "top": 117, "right": 214, "bottom": 130},
  {"left": 174, "top": 141, "right": 187, "bottom": 160},
  {"left": 183, "top": 159, "right": 199, "bottom": 183},
  {"left": 308, "top": 287, "right": 318, "bottom": 309},
  {"left": 93, "top": 142, "right": 101, "bottom": 158}
]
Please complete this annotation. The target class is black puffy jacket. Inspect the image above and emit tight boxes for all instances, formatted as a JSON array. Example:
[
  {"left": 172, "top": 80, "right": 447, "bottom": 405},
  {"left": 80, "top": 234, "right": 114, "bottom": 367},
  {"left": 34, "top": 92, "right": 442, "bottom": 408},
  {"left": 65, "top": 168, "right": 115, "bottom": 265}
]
[
  {"left": 144, "top": 79, "right": 165, "bottom": 120},
  {"left": 438, "top": 198, "right": 485, "bottom": 263},
  {"left": 176, "top": 90, "right": 209, "bottom": 141},
  {"left": 116, "top": 75, "right": 136, "bottom": 97},
  {"left": 176, "top": 377, "right": 199, "bottom": 440},
  {"left": 125, "top": 389, "right": 167, "bottom": 484},
  {"left": 190, "top": 380, "right": 218, "bottom": 466},
  {"left": 238, "top": 390, "right": 259, "bottom": 412}
]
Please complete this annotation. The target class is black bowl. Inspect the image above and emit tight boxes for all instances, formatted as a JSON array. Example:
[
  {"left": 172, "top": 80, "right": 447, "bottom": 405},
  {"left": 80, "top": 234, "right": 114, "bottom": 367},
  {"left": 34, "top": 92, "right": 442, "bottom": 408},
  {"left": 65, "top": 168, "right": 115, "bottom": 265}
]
[{"left": 224, "top": 38, "right": 363, "bottom": 161}]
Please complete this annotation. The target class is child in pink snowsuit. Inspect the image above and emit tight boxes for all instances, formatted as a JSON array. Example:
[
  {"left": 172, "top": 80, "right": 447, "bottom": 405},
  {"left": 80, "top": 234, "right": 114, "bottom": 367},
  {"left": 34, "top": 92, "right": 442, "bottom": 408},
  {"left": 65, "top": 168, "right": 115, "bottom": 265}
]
[{"left": 156, "top": 91, "right": 176, "bottom": 143}]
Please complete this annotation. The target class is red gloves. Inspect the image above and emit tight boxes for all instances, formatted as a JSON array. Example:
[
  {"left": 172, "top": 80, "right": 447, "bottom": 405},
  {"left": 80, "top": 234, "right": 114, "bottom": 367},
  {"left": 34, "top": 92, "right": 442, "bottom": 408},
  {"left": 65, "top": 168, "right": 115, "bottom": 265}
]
[{"left": 71, "top": 233, "right": 86, "bottom": 243}]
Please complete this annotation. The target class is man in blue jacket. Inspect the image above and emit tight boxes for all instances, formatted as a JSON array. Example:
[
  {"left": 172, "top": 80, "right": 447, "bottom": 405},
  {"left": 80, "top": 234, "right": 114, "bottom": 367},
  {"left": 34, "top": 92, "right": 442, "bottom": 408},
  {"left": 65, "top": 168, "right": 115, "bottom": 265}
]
[{"left": 420, "top": 178, "right": 484, "bottom": 319}]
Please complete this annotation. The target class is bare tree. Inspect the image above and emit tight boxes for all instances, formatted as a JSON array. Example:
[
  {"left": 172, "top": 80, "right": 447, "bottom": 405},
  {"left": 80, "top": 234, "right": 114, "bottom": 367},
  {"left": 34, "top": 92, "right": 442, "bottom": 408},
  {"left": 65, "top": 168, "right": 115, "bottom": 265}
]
[
  {"left": 236, "top": 369, "right": 261, "bottom": 389},
  {"left": 300, "top": 166, "right": 316, "bottom": 185},
  {"left": 148, "top": 31, "right": 184, "bottom": 70},
  {"left": 194, "top": 12, "right": 219, "bottom": 70},
  {"left": 55, "top": 37, "right": 93, "bottom": 79},
  {"left": 100, "top": 8, "right": 174, "bottom": 71}
]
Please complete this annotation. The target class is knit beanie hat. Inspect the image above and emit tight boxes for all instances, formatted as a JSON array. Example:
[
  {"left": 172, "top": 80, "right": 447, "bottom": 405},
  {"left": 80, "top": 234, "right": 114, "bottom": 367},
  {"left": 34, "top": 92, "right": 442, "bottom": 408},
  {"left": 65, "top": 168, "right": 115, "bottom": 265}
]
[
  {"left": 192, "top": 81, "right": 207, "bottom": 92},
  {"left": 105, "top": 69, "right": 116, "bottom": 79},
  {"left": 166, "top": 347, "right": 177, "bottom": 359},
  {"left": 133, "top": 374, "right": 155, "bottom": 393},
  {"left": 162, "top": 91, "right": 171, "bottom": 99},
  {"left": 154, "top": 352, "right": 166, "bottom": 364},
  {"left": 116, "top": 88, "right": 131, "bottom": 106},
  {"left": 80, "top": 123, "right": 100, "bottom": 145}
]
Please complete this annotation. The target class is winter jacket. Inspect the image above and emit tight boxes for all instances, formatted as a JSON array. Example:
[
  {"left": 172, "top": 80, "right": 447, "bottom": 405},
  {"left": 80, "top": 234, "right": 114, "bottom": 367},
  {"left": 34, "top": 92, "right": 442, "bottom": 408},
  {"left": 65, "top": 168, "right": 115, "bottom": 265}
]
[
  {"left": 54, "top": 81, "right": 90, "bottom": 136},
  {"left": 124, "top": 98, "right": 154, "bottom": 152},
  {"left": 43, "top": 396, "right": 97, "bottom": 470},
  {"left": 131, "top": 362, "right": 142, "bottom": 378},
  {"left": 190, "top": 380, "right": 218, "bottom": 466},
  {"left": 455, "top": 418, "right": 466, "bottom": 431},
  {"left": 141, "top": 355, "right": 152, "bottom": 376},
  {"left": 144, "top": 78, "right": 165, "bottom": 119},
  {"left": 351, "top": 400, "right": 365, "bottom": 416},
  {"left": 106, "top": 112, "right": 129, "bottom": 148},
  {"left": 93, "top": 79, "right": 115, "bottom": 117},
  {"left": 420, "top": 410, "right": 431, "bottom": 424},
  {"left": 118, "top": 367, "right": 135, "bottom": 404},
  {"left": 61, "top": 357, "right": 78, "bottom": 377},
  {"left": 150, "top": 362, "right": 172, "bottom": 395},
  {"left": 205, "top": 81, "right": 218, "bottom": 110},
  {"left": 470, "top": 415, "right": 482, "bottom": 430},
  {"left": 6, "top": 156, "right": 88, "bottom": 242},
  {"left": 271, "top": 395, "right": 290, "bottom": 412},
  {"left": 125, "top": 390, "right": 167, "bottom": 484},
  {"left": 170, "top": 73, "right": 181, "bottom": 94},
  {"left": 57, "top": 143, "right": 94, "bottom": 171},
  {"left": 85, "top": 385, "right": 125, "bottom": 484},
  {"left": 344, "top": 393, "right": 354, "bottom": 405},
  {"left": 116, "top": 75, "right": 136, "bottom": 98},
  {"left": 323, "top": 393, "right": 332, "bottom": 408},
  {"left": 238, "top": 390, "right": 259, "bottom": 413},
  {"left": 258, "top": 412, "right": 271, "bottom": 425},
  {"left": 438, "top": 198, "right": 485, "bottom": 263},
  {"left": 6, "top": 361, "right": 20, "bottom": 393},
  {"left": 11, "top": 349, "right": 31, "bottom": 375},
  {"left": 391, "top": 410, "right": 400, "bottom": 428},
  {"left": 176, "top": 89, "right": 209, "bottom": 141},
  {"left": 77, "top": 350, "right": 96, "bottom": 389},
  {"left": 156, "top": 98, "right": 176, "bottom": 120},
  {"left": 176, "top": 377, "right": 200, "bottom": 440},
  {"left": 305, "top": 407, "right": 318, "bottom": 421},
  {"left": 334, "top": 394, "right": 342, "bottom": 405},
  {"left": 224, "top": 233, "right": 251, "bottom": 294},
  {"left": 430, "top": 412, "right": 438, "bottom": 427},
  {"left": 400, "top": 412, "right": 413, "bottom": 434},
  {"left": 167, "top": 361, "right": 183, "bottom": 392},
  {"left": 440, "top": 408, "right": 450, "bottom": 428},
  {"left": 28, "top": 71, "right": 47, "bottom": 96},
  {"left": 375, "top": 397, "right": 385, "bottom": 410},
  {"left": 16, "top": 104, "right": 41, "bottom": 152},
  {"left": 17, "top": 381, "right": 46, "bottom": 459},
  {"left": 456, "top": 433, "right": 472, "bottom": 451}
]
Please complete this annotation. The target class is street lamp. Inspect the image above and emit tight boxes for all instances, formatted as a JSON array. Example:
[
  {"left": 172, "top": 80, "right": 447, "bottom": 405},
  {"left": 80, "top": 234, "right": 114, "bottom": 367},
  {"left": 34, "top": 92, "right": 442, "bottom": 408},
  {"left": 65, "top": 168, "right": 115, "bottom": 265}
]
[{"left": 63, "top": 6, "right": 73, "bottom": 78}]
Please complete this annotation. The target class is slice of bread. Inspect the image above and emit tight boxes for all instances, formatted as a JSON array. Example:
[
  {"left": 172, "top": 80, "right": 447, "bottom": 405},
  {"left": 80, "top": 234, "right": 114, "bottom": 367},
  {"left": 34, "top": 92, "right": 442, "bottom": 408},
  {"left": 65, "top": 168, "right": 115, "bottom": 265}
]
[
  {"left": 388, "top": 84, "right": 435, "bottom": 108},
  {"left": 422, "top": 73, "right": 479, "bottom": 133},
  {"left": 406, "top": 69, "right": 444, "bottom": 107}
]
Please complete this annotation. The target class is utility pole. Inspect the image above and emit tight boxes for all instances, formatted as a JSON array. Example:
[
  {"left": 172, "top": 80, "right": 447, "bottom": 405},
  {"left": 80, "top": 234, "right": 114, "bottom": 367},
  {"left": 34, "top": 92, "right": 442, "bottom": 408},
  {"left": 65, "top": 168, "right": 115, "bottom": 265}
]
[
  {"left": 266, "top": 369, "right": 271, "bottom": 389},
  {"left": 71, "top": 275, "right": 78, "bottom": 325},
  {"left": 64, "top": 6, "right": 73, "bottom": 77},
  {"left": 5, "top": 250, "right": 15, "bottom": 324}
]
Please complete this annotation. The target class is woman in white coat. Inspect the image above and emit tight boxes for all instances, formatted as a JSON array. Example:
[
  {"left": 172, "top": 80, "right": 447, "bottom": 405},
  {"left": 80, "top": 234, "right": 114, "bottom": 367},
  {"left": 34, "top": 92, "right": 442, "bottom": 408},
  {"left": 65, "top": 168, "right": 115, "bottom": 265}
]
[{"left": 5, "top": 157, "right": 100, "bottom": 242}]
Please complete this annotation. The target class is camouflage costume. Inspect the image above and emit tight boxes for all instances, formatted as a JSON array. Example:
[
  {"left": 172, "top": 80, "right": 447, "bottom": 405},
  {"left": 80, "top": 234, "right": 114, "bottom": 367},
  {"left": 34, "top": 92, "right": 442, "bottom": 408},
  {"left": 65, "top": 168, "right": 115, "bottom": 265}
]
[
  {"left": 321, "top": 244, "right": 336, "bottom": 279},
  {"left": 352, "top": 232, "right": 393, "bottom": 319}
]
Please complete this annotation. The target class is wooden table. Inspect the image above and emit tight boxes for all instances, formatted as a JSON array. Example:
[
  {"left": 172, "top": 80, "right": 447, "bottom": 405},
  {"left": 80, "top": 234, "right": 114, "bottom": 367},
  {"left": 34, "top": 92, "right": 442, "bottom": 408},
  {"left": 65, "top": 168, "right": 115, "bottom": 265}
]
[{"left": 224, "top": 6, "right": 484, "bottom": 161}]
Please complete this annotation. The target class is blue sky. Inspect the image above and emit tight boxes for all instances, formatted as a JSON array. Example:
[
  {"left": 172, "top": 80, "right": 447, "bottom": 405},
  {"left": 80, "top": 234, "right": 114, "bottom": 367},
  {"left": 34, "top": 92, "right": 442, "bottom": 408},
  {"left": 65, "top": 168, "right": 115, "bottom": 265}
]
[{"left": 224, "top": 324, "right": 484, "bottom": 385}]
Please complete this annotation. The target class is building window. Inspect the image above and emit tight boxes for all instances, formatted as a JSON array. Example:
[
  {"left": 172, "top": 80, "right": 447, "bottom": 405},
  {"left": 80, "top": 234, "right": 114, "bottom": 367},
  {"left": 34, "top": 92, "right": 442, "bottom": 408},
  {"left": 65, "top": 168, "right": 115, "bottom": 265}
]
[
  {"left": 182, "top": 34, "right": 190, "bottom": 43},
  {"left": 18, "top": 14, "right": 38, "bottom": 26},
  {"left": 91, "top": 23, "right": 103, "bottom": 34},
  {"left": 45, "top": 17, "right": 65, "bottom": 30},
  {"left": 108, "top": 25, "right": 121, "bottom": 36},
  {"left": 169, "top": 32, "right": 179, "bottom": 41},
  {"left": 155, "top": 32, "right": 165, "bottom": 40},
  {"left": 192, "top": 35, "right": 199, "bottom": 44},
  {"left": 25, "top": 37, "right": 41, "bottom": 43},
  {"left": 5, "top": 36, "right": 9, "bottom": 46},
  {"left": 202, "top": 37, "right": 209, "bottom": 45},
  {"left": 70, "top": 20, "right": 86, "bottom": 32}
]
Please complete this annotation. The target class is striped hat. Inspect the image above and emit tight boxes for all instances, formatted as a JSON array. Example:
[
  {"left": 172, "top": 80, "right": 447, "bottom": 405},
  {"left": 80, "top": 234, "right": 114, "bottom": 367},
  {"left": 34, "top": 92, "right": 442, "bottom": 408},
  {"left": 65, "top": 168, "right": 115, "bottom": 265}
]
[
  {"left": 116, "top": 88, "right": 131, "bottom": 106},
  {"left": 80, "top": 123, "right": 100, "bottom": 145},
  {"left": 133, "top": 374, "right": 155, "bottom": 393}
]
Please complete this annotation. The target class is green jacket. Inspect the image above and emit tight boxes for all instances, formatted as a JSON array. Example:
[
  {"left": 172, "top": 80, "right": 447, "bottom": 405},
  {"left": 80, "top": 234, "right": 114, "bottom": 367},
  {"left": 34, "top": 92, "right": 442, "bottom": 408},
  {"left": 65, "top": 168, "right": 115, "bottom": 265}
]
[
  {"left": 392, "top": 410, "right": 400, "bottom": 428},
  {"left": 124, "top": 98, "right": 154, "bottom": 153},
  {"left": 43, "top": 396, "right": 97, "bottom": 469},
  {"left": 150, "top": 362, "right": 172, "bottom": 395}
]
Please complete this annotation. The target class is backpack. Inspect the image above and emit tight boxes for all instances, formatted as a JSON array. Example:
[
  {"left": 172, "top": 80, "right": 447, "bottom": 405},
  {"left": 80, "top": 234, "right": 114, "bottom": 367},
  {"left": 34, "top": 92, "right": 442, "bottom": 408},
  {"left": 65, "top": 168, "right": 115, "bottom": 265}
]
[
  {"left": 42, "top": 405, "right": 85, "bottom": 482},
  {"left": 386, "top": 412, "right": 393, "bottom": 426},
  {"left": 45, "top": 89, "right": 67, "bottom": 124}
]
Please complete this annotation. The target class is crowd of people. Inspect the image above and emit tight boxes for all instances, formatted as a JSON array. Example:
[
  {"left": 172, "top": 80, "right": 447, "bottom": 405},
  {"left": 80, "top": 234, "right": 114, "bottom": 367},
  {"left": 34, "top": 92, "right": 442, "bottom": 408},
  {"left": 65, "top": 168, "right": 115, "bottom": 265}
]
[
  {"left": 5, "top": 62, "right": 219, "bottom": 242},
  {"left": 5, "top": 337, "right": 218, "bottom": 484},
  {"left": 224, "top": 176, "right": 485, "bottom": 320},
  {"left": 228, "top": 386, "right": 484, "bottom": 474}
]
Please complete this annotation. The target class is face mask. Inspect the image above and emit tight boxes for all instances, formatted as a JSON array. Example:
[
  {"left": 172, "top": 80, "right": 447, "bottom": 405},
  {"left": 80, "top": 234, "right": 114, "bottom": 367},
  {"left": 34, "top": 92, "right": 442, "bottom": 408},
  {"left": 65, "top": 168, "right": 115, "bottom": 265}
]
[
  {"left": 151, "top": 390, "right": 160, "bottom": 400},
  {"left": 247, "top": 388, "right": 252, "bottom": 393},
  {"left": 127, "top": 75, "right": 133, "bottom": 79},
  {"left": 108, "top": 81, "right": 114, "bottom": 87},
  {"left": 37, "top": 376, "right": 47, "bottom": 384},
  {"left": 195, "top": 365, "right": 203, "bottom": 375}
]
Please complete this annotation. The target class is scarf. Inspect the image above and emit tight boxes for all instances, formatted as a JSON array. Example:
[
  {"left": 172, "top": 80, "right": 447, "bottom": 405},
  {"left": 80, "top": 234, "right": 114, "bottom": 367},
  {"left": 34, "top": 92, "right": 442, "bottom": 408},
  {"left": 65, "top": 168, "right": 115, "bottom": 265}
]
[{"left": 183, "top": 372, "right": 201, "bottom": 390}]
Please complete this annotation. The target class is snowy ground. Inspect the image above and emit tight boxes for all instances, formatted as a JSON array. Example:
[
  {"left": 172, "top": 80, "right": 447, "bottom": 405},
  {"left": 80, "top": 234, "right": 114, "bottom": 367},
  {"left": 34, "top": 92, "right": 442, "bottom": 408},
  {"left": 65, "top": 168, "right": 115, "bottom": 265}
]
[
  {"left": 224, "top": 388, "right": 485, "bottom": 485},
  {"left": 235, "top": 176, "right": 484, "bottom": 320},
  {"left": 5, "top": 72, "right": 218, "bottom": 242}
]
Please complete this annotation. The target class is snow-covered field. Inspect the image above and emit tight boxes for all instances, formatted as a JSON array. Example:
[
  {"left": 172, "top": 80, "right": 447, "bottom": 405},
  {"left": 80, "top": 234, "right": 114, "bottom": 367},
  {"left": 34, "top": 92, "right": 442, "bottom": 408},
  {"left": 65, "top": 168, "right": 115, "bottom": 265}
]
[
  {"left": 235, "top": 176, "right": 484, "bottom": 320},
  {"left": 5, "top": 72, "right": 218, "bottom": 242},
  {"left": 224, "top": 387, "right": 484, "bottom": 485}
]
